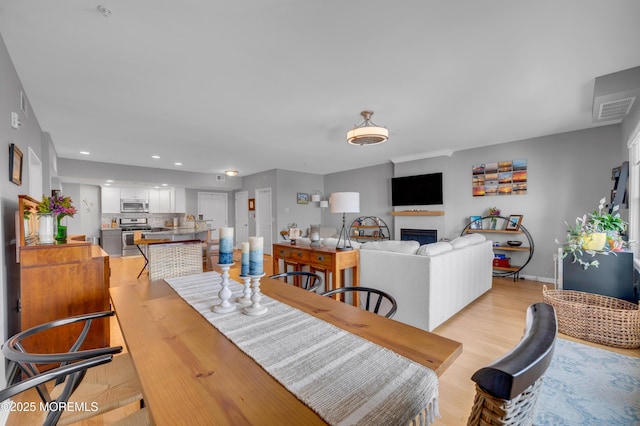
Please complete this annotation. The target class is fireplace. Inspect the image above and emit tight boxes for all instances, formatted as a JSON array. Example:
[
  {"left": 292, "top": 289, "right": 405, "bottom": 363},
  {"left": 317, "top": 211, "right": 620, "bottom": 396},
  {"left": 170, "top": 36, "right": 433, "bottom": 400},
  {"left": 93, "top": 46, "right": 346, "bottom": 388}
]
[{"left": 400, "top": 228, "right": 437, "bottom": 245}]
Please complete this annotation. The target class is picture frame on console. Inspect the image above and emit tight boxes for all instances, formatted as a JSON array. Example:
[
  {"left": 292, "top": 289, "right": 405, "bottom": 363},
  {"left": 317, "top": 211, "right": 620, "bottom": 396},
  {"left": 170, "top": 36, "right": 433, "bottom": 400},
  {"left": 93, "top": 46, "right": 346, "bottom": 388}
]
[{"left": 506, "top": 214, "right": 523, "bottom": 231}]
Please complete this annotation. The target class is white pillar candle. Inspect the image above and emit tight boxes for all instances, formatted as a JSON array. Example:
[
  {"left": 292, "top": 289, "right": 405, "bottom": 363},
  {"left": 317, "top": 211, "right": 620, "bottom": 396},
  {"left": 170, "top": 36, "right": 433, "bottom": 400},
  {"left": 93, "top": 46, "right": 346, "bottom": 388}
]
[
  {"left": 241, "top": 242, "right": 250, "bottom": 276},
  {"left": 219, "top": 227, "right": 234, "bottom": 264},
  {"left": 249, "top": 236, "right": 264, "bottom": 275}
]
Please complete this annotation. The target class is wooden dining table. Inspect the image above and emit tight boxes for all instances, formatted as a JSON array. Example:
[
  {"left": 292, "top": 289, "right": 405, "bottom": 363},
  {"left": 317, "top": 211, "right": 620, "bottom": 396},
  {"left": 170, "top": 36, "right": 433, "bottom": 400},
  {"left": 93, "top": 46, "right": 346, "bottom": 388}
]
[{"left": 109, "top": 268, "right": 462, "bottom": 425}]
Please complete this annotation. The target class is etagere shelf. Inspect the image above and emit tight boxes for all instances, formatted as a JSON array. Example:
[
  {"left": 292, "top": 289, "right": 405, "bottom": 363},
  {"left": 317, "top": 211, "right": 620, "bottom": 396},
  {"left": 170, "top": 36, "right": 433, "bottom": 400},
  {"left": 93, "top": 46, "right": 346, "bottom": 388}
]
[
  {"left": 461, "top": 215, "right": 534, "bottom": 280},
  {"left": 350, "top": 216, "right": 390, "bottom": 242}
]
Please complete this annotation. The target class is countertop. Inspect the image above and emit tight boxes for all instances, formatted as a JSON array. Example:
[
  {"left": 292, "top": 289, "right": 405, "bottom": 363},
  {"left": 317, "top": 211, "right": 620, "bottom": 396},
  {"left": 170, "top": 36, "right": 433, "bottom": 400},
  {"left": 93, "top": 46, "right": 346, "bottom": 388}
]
[{"left": 142, "top": 227, "right": 209, "bottom": 237}]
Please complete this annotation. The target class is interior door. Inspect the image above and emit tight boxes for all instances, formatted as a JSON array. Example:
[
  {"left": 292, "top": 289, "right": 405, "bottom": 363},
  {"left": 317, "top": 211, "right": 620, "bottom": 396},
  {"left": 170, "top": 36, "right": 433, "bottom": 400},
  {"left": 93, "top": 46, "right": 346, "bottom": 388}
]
[
  {"left": 235, "top": 191, "right": 249, "bottom": 248},
  {"left": 255, "top": 188, "right": 273, "bottom": 255},
  {"left": 198, "top": 192, "right": 228, "bottom": 239}
]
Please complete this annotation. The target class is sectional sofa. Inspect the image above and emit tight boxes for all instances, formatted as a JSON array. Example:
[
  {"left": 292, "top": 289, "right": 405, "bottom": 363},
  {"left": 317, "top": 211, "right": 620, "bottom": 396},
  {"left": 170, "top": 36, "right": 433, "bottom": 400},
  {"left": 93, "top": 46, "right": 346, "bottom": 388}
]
[{"left": 359, "top": 234, "right": 494, "bottom": 331}]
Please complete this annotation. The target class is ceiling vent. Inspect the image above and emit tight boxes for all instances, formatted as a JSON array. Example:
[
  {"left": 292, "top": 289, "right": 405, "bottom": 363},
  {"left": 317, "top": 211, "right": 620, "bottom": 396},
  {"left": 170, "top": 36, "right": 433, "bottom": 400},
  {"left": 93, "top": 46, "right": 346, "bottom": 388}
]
[
  {"left": 592, "top": 66, "right": 640, "bottom": 123},
  {"left": 216, "top": 175, "right": 225, "bottom": 182},
  {"left": 598, "top": 97, "right": 636, "bottom": 120}
]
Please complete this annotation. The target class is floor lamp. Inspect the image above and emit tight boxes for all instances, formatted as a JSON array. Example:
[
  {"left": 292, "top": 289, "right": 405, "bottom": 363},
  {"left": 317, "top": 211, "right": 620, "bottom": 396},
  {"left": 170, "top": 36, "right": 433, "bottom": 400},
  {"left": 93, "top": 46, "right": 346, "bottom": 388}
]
[{"left": 330, "top": 192, "right": 360, "bottom": 250}]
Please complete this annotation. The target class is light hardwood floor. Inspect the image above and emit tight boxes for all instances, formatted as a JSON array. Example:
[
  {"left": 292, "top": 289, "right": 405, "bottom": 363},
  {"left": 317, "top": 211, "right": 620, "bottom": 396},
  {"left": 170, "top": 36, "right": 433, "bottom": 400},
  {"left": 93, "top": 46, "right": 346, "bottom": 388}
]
[{"left": 15, "top": 254, "right": 640, "bottom": 425}]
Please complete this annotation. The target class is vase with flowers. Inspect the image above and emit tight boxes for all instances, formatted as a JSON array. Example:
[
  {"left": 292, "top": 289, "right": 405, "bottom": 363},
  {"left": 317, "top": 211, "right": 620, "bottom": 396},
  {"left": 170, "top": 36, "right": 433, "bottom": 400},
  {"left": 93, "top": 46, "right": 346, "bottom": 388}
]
[
  {"left": 37, "top": 194, "right": 77, "bottom": 244},
  {"left": 559, "top": 197, "right": 627, "bottom": 269},
  {"left": 488, "top": 207, "right": 501, "bottom": 229}
]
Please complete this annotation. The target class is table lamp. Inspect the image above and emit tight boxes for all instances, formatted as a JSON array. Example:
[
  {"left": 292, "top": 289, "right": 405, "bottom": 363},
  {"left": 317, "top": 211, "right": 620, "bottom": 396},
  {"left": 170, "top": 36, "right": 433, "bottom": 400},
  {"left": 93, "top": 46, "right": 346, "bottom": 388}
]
[{"left": 330, "top": 192, "right": 360, "bottom": 250}]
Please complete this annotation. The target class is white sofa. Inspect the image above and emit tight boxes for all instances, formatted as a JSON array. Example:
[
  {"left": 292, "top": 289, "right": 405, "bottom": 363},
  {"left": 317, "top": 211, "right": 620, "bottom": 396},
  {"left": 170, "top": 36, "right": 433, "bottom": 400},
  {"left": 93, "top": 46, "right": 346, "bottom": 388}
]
[{"left": 360, "top": 234, "right": 494, "bottom": 332}]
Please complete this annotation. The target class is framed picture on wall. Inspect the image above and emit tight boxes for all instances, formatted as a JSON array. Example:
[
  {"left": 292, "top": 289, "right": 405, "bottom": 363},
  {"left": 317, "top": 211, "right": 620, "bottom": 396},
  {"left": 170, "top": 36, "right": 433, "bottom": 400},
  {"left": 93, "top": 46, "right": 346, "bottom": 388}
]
[
  {"left": 297, "top": 193, "right": 309, "bottom": 204},
  {"left": 248, "top": 198, "right": 255, "bottom": 211},
  {"left": 469, "top": 215, "right": 482, "bottom": 230},
  {"left": 9, "top": 143, "right": 23, "bottom": 186}
]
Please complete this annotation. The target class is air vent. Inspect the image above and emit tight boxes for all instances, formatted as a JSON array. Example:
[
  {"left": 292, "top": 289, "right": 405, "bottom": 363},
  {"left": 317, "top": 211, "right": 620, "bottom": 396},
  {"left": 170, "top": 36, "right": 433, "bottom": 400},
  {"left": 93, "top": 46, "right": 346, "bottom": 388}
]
[
  {"left": 216, "top": 175, "right": 225, "bottom": 181},
  {"left": 598, "top": 97, "right": 636, "bottom": 120}
]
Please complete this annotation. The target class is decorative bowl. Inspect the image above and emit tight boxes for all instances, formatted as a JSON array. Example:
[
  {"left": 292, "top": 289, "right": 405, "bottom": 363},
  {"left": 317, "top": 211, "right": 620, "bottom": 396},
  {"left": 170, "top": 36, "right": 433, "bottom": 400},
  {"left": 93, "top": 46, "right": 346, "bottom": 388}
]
[{"left": 507, "top": 240, "right": 522, "bottom": 247}]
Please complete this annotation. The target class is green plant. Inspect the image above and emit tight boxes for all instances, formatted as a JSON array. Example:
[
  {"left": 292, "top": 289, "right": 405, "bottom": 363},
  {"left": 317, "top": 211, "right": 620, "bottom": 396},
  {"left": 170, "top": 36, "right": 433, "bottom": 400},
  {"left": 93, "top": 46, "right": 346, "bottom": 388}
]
[{"left": 558, "top": 197, "right": 627, "bottom": 270}]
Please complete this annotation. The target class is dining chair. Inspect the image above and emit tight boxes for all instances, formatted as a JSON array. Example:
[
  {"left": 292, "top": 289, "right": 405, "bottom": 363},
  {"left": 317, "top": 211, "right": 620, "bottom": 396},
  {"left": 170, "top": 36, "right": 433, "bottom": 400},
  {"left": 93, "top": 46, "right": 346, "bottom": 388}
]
[
  {"left": 269, "top": 271, "right": 323, "bottom": 292},
  {"left": 321, "top": 286, "right": 398, "bottom": 318},
  {"left": 147, "top": 239, "right": 203, "bottom": 281},
  {"left": 202, "top": 229, "right": 219, "bottom": 271},
  {"left": 1, "top": 311, "right": 147, "bottom": 426},
  {"left": 467, "top": 302, "right": 557, "bottom": 426}
]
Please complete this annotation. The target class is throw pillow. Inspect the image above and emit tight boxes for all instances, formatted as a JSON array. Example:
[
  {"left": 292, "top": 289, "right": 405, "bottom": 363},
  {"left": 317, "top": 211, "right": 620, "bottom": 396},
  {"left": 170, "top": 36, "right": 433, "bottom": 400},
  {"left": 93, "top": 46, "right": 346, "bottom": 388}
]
[
  {"left": 450, "top": 236, "right": 471, "bottom": 249},
  {"left": 462, "top": 233, "right": 486, "bottom": 245},
  {"left": 416, "top": 241, "right": 453, "bottom": 256},
  {"left": 360, "top": 240, "right": 420, "bottom": 254}
]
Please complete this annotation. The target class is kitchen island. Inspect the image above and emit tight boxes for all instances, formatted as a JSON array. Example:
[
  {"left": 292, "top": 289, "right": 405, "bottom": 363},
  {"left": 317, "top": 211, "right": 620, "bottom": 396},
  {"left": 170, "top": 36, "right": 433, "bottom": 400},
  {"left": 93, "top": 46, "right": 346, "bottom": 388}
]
[{"left": 142, "top": 227, "right": 209, "bottom": 241}]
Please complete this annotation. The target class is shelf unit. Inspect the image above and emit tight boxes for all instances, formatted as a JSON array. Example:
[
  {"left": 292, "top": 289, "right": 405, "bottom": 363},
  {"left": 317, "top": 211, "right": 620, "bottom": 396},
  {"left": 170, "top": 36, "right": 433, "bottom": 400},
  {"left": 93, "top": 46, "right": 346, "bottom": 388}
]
[
  {"left": 461, "top": 215, "right": 534, "bottom": 280},
  {"left": 350, "top": 216, "right": 390, "bottom": 242}
]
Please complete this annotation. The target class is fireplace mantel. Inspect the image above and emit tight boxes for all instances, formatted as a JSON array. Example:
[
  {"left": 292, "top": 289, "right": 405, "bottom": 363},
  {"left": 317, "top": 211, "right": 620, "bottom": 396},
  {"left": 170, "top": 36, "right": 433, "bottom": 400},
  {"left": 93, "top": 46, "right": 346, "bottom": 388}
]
[{"left": 391, "top": 210, "right": 444, "bottom": 216}]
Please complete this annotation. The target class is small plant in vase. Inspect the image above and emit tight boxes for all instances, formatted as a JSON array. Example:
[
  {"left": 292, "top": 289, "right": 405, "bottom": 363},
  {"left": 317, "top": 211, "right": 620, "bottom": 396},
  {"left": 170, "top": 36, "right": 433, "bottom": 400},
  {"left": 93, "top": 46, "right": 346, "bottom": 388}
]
[
  {"left": 488, "top": 207, "right": 501, "bottom": 229},
  {"left": 37, "top": 194, "right": 77, "bottom": 243},
  {"left": 558, "top": 197, "right": 627, "bottom": 269}
]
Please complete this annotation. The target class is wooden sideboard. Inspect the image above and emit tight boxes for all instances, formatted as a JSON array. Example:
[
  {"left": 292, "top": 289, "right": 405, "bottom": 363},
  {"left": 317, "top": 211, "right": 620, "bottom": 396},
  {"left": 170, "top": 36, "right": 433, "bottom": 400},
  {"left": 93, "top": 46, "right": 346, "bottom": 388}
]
[{"left": 9, "top": 195, "right": 110, "bottom": 358}]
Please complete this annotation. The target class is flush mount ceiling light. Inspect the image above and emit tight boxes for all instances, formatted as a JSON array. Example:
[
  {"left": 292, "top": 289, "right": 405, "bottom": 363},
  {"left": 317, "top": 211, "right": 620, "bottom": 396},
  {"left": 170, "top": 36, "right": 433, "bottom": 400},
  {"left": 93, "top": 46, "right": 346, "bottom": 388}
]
[
  {"left": 346, "top": 110, "right": 388, "bottom": 146},
  {"left": 225, "top": 170, "right": 239, "bottom": 177}
]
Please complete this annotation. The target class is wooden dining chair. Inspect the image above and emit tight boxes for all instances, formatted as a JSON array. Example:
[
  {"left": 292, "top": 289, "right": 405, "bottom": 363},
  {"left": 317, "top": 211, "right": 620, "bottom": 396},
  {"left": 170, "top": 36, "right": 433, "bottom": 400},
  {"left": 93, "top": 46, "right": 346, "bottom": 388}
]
[
  {"left": 2, "top": 311, "right": 148, "bottom": 426},
  {"left": 467, "top": 302, "right": 557, "bottom": 426},
  {"left": 321, "top": 287, "right": 398, "bottom": 318},
  {"left": 148, "top": 240, "right": 203, "bottom": 281},
  {"left": 269, "top": 271, "right": 323, "bottom": 292},
  {"left": 203, "top": 229, "right": 219, "bottom": 271}
]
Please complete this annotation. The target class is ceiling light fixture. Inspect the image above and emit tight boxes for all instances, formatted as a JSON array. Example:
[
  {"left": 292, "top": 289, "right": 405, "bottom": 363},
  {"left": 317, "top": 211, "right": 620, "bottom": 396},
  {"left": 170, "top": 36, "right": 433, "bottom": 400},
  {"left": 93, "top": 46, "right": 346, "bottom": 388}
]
[
  {"left": 97, "top": 5, "right": 112, "bottom": 17},
  {"left": 174, "top": 162, "right": 182, "bottom": 166},
  {"left": 80, "top": 151, "right": 90, "bottom": 155},
  {"left": 151, "top": 155, "right": 160, "bottom": 159},
  {"left": 346, "top": 110, "right": 388, "bottom": 146},
  {"left": 225, "top": 170, "right": 239, "bottom": 177}
]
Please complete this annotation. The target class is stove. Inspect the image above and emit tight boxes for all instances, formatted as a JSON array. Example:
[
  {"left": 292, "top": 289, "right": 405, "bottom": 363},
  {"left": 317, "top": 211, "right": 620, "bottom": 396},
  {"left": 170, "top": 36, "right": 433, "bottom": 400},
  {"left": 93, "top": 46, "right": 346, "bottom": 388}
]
[{"left": 120, "top": 218, "right": 152, "bottom": 256}]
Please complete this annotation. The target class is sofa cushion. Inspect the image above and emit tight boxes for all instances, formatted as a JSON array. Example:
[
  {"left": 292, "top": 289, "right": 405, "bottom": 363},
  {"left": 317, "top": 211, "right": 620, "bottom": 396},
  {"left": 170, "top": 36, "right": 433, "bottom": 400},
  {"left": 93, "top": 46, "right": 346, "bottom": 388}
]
[
  {"left": 417, "top": 241, "right": 453, "bottom": 256},
  {"left": 450, "top": 236, "right": 471, "bottom": 249},
  {"left": 463, "top": 233, "right": 486, "bottom": 245},
  {"left": 360, "top": 240, "right": 419, "bottom": 254}
]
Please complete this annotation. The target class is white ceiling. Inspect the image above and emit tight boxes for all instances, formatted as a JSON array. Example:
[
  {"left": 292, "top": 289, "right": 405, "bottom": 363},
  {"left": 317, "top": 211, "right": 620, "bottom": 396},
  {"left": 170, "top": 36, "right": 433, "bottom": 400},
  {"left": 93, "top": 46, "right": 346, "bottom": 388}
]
[{"left": 1, "top": 1, "right": 640, "bottom": 180}]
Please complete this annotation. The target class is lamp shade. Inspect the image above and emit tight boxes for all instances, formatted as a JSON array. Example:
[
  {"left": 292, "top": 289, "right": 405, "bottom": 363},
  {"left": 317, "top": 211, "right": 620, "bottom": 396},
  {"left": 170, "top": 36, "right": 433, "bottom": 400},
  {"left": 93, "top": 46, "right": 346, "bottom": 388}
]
[
  {"left": 330, "top": 192, "right": 360, "bottom": 213},
  {"left": 311, "top": 194, "right": 321, "bottom": 202}
]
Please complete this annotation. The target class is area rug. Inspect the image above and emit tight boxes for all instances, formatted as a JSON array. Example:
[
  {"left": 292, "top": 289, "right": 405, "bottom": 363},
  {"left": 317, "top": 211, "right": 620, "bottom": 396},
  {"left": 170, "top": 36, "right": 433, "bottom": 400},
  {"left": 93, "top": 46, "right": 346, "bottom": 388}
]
[{"left": 534, "top": 338, "right": 640, "bottom": 425}]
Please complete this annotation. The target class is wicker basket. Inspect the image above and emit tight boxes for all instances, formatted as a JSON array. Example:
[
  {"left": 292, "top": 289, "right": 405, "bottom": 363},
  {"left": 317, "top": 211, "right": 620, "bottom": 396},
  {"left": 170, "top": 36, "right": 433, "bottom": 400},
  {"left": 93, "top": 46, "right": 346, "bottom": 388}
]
[{"left": 542, "top": 285, "right": 640, "bottom": 349}]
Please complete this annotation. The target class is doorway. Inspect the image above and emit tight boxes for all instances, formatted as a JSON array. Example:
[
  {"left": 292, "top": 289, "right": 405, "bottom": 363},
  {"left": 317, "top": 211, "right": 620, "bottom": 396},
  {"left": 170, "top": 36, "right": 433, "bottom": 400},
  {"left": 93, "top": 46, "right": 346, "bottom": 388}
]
[
  {"left": 197, "top": 192, "right": 228, "bottom": 239},
  {"left": 255, "top": 188, "right": 273, "bottom": 255},
  {"left": 235, "top": 191, "right": 249, "bottom": 248}
]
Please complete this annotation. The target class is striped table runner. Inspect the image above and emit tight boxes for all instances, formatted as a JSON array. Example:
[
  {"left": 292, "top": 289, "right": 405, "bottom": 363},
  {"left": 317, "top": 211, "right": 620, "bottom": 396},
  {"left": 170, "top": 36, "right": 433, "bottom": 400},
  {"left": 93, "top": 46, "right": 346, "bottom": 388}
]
[{"left": 165, "top": 272, "right": 439, "bottom": 425}]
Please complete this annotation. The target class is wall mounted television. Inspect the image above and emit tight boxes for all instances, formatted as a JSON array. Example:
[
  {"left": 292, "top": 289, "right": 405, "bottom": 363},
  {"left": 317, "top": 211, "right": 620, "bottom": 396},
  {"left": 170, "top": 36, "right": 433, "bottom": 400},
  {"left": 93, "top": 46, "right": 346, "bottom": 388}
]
[{"left": 391, "top": 172, "right": 443, "bottom": 206}]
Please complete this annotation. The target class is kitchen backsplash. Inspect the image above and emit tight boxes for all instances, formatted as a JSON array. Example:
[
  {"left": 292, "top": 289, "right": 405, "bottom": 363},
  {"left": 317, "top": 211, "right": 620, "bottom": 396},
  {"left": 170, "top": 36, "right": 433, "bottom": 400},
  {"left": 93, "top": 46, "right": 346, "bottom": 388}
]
[{"left": 101, "top": 213, "right": 186, "bottom": 229}]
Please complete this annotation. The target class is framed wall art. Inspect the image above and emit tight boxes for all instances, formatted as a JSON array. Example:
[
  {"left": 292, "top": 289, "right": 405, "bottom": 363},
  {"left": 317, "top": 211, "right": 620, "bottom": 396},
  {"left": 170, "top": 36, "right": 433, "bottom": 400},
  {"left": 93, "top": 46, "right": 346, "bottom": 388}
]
[
  {"left": 248, "top": 198, "right": 255, "bottom": 211},
  {"left": 297, "top": 193, "right": 309, "bottom": 204},
  {"left": 9, "top": 143, "right": 23, "bottom": 186},
  {"left": 472, "top": 159, "right": 527, "bottom": 197}
]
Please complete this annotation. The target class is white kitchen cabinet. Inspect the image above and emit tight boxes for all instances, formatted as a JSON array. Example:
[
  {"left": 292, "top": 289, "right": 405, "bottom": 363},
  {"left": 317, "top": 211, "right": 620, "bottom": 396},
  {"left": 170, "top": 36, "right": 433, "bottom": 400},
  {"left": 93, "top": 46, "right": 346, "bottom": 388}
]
[
  {"left": 149, "top": 189, "right": 175, "bottom": 213},
  {"left": 120, "top": 188, "right": 149, "bottom": 200},
  {"left": 101, "top": 186, "right": 121, "bottom": 213},
  {"left": 174, "top": 187, "right": 186, "bottom": 213}
]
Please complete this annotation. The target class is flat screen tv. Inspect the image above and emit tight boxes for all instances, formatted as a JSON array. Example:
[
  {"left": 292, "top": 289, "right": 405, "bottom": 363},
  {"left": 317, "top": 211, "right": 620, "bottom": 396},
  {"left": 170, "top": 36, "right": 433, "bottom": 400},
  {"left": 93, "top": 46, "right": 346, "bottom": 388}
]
[{"left": 392, "top": 172, "right": 443, "bottom": 206}]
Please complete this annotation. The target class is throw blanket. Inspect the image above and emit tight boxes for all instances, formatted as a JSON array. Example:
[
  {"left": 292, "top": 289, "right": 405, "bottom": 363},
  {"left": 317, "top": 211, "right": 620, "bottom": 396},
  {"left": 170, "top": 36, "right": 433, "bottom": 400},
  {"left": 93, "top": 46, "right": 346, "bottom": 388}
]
[{"left": 165, "top": 272, "right": 439, "bottom": 426}]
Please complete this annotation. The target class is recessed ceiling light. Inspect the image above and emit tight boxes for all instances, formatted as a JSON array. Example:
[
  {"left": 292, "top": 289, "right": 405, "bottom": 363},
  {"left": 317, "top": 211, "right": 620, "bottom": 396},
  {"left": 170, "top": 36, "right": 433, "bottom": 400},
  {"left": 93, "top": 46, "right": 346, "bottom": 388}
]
[
  {"left": 104, "top": 183, "right": 111, "bottom": 186},
  {"left": 106, "top": 179, "right": 114, "bottom": 183},
  {"left": 152, "top": 155, "right": 160, "bottom": 159},
  {"left": 162, "top": 183, "right": 168, "bottom": 187},
  {"left": 174, "top": 162, "right": 182, "bottom": 166},
  {"left": 225, "top": 170, "right": 239, "bottom": 176},
  {"left": 80, "top": 151, "right": 90, "bottom": 155}
]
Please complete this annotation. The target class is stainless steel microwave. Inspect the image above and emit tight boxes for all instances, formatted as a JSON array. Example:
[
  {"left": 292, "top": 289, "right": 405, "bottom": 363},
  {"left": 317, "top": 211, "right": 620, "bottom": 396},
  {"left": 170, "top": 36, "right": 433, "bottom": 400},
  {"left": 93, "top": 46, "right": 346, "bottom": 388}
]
[{"left": 120, "top": 199, "right": 149, "bottom": 213}]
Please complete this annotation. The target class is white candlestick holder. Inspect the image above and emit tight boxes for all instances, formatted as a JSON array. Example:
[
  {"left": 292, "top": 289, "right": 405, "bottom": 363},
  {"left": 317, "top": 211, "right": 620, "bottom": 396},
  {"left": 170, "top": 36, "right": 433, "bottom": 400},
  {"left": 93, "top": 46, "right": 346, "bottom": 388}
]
[
  {"left": 242, "top": 273, "right": 268, "bottom": 316},
  {"left": 236, "top": 275, "right": 252, "bottom": 306},
  {"left": 213, "top": 263, "right": 237, "bottom": 313}
]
